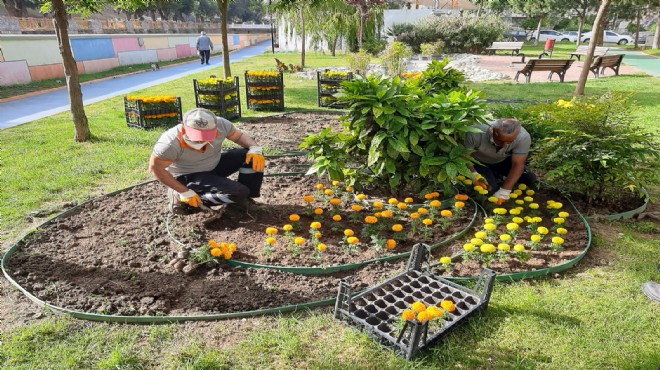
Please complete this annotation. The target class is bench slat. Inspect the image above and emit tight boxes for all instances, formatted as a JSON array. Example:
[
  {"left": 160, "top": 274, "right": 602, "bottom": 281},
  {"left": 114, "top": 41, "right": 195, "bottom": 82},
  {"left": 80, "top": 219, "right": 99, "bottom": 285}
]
[{"left": 515, "top": 59, "right": 574, "bottom": 83}]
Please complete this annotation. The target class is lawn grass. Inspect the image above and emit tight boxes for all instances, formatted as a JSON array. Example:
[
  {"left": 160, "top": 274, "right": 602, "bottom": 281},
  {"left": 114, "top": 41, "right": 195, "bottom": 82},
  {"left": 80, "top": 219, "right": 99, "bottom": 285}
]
[{"left": 1, "top": 50, "right": 659, "bottom": 369}]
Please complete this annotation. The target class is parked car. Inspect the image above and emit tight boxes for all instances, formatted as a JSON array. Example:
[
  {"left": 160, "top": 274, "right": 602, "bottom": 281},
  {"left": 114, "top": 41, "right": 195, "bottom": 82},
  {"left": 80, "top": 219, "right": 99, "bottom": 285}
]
[
  {"left": 528, "top": 30, "right": 570, "bottom": 42},
  {"left": 504, "top": 29, "right": 528, "bottom": 42},
  {"left": 564, "top": 31, "right": 579, "bottom": 42},
  {"left": 580, "top": 30, "right": 634, "bottom": 45}
]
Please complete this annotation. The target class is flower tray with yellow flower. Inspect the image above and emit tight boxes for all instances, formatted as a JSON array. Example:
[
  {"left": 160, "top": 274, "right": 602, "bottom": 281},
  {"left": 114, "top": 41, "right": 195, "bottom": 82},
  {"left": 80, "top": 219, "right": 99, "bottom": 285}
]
[
  {"left": 193, "top": 77, "right": 241, "bottom": 120},
  {"left": 245, "top": 70, "right": 284, "bottom": 111},
  {"left": 317, "top": 70, "right": 353, "bottom": 109},
  {"left": 123, "top": 95, "right": 182, "bottom": 129},
  {"left": 335, "top": 244, "right": 495, "bottom": 360}
]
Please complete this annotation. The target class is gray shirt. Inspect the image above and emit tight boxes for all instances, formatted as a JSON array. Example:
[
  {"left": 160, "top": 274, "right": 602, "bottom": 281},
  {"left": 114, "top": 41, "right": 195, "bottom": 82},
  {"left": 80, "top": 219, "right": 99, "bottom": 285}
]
[
  {"left": 196, "top": 34, "right": 213, "bottom": 51},
  {"left": 152, "top": 118, "right": 235, "bottom": 177},
  {"left": 464, "top": 123, "right": 531, "bottom": 164}
]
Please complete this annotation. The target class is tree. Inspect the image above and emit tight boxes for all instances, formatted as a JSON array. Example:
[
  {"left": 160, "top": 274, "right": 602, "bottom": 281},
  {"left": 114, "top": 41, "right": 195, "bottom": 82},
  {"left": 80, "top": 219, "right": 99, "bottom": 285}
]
[
  {"left": 510, "top": 0, "right": 558, "bottom": 45},
  {"left": 555, "top": 0, "right": 599, "bottom": 45},
  {"left": 345, "top": 0, "right": 384, "bottom": 49},
  {"left": 214, "top": 0, "right": 232, "bottom": 77},
  {"left": 272, "top": 0, "right": 324, "bottom": 68},
  {"left": 575, "top": 0, "right": 610, "bottom": 96}
]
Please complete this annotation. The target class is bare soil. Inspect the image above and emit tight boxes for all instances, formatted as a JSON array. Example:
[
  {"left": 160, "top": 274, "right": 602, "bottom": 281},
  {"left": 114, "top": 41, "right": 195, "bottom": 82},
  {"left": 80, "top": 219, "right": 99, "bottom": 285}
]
[{"left": 1, "top": 112, "right": 643, "bottom": 318}]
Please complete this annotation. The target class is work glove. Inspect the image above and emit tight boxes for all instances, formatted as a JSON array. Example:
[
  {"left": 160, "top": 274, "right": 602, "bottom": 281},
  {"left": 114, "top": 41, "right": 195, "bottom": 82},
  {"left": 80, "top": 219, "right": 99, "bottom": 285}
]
[
  {"left": 179, "top": 190, "right": 202, "bottom": 208},
  {"left": 471, "top": 171, "right": 488, "bottom": 190},
  {"left": 492, "top": 188, "right": 511, "bottom": 205},
  {"left": 245, "top": 146, "right": 265, "bottom": 172}
]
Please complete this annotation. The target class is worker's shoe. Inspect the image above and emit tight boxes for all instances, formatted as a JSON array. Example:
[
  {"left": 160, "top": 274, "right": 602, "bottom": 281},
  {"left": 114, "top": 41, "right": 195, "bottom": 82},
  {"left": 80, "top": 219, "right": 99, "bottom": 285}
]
[
  {"left": 642, "top": 281, "right": 660, "bottom": 302},
  {"left": 227, "top": 197, "right": 257, "bottom": 212},
  {"left": 168, "top": 189, "right": 193, "bottom": 215}
]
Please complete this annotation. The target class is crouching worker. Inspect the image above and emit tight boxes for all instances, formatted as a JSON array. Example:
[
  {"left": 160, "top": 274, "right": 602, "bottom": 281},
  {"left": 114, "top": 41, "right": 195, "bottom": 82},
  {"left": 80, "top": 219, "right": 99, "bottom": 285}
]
[
  {"left": 464, "top": 118, "right": 537, "bottom": 204},
  {"left": 149, "top": 108, "right": 264, "bottom": 215}
]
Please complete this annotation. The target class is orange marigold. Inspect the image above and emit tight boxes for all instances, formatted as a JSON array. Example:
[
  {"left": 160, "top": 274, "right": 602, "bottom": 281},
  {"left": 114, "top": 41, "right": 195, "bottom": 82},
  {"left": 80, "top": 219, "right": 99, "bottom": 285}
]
[
  {"left": 210, "top": 248, "right": 222, "bottom": 257},
  {"left": 401, "top": 309, "right": 416, "bottom": 321},
  {"left": 441, "top": 210, "right": 453, "bottom": 217},
  {"left": 385, "top": 239, "right": 396, "bottom": 249}
]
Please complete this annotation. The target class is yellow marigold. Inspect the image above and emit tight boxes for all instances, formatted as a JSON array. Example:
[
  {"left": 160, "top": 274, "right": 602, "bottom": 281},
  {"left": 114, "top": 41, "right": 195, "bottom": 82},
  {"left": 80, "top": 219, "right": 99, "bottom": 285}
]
[
  {"left": 484, "top": 218, "right": 494, "bottom": 224},
  {"left": 385, "top": 239, "right": 396, "bottom": 249},
  {"left": 329, "top": 198, "right": 341, "bottom": 205},
  {"left": 303, "top": 195, "right": 314, "bottom": 202},
  {"left": 506, "top": 223, "right": 519, "bottom": 231},
  {"left": 332, "top": 180, "right": 340, "bottom": 186},
  {"left": 500, "top": 234, "right": 512, "bottom": 242},
  {"left": 294, "top": 237, "right": 305, "bottom": 245},
  {"left": 344, "top": 229, "right": 354, "bottom": 236},
  {"left": 424, "top": 193, "right": 434, "bottom": 200},
  {"left": 532, "top": 217, "right": 543, "bottom": 223},
  {"left": 456, "top": 175, "right": 466, "bottom": 181},
  {"left": 392, "top": 224, "right": 404, "bottom": 232},
  {"left": 388, "top": 198, "right": 399, "bottom": 205},
  {"left": 474, "top": 185, "right": 484, "bottom": 192},
  {"left": 346, "top": 236, "right": 359, "bottom": 244},
  {"left": 345, "top": 186, "right": 354, "bottom": 192},
  {"left": 397, "top": 202, "right": 408, "bottom": 210},
  {"left": 524, "top": 196, "right": 534, "bottom": 202},
  {"left": 488, "top": 196, "right": 498, "bottom": 203},
  {"left": 484, "top": 223, "right": 497, "bottom": 231},
  {"left": 518, "top": 184, "right": 528, "bottom": 190},
  {"left": 317, "top": 243, "right": 327, "bottom": 252},
  {"left": 509, "top": 208, "right": 521, "bottom": 215},
  {"left": 537, "top": 226, "right": 549, "bottom": 235},
  {"left": 324, "top": 189, "right": 334, "bottom": 195},
  {"left": 479, "top": 189, "right": 489, "bottom": 195},
  {"left": 526, "top": 190, "right": 535, "bottom": 196},
  {"left": 364, "top": 215, "right": 378, "bottom": 224},
  {"left": 475, "top": 231, "right": 487, "bottom": 239},
  {"left": 404, "top": 197, "right": 414, "bottom": 203},
  {"left": 422, "top": 218, "right": 433, "bottom": 226},
  {"left": 557, "top": 227, "right": 568, "bottom": 235},
  {"left": 228, "top": 243, "right": 236, "bottom": 253},
  {"left": 373, "top": 201, "right": 383, "bottom": 209},
  {"left": 547, "top": 200, "right": 556, "bottom": 205},
  {"left": 310, "top": 222, "right": 322, "bottom": 229},
  {"left": 401, "top": 309, "right": 416, "bottom": 321},
  {"left": 315, "top": 183, "right": 324, "bottom": 190},
  {"left": 440, "top": 300, "right": 455, "bottom": 312},
  {"left": 417, "top": 207, "right": 429, "bottom": 215},
  {"left": 551, "top": 236, "right": 564, "bottom": 245},
  {"left": 374, "top": 212, "right": 382, "bottom": 217},
  {"left": 524, "top": 216, "right": 532, "bottom": 222},
  {"left": 463, "top": 243, "right": 476, "bottom": 251},
  {"left": 493, "top": 208, "right": 507, "bottom": 215},
  {"left": 454, "top": 201, "right": 465, "bottom": 208},
  {"left": 289, "top": 214, "right": 300, "bottom": 221},
  {"left": 209, "top": 240, "right": 219, "bottom": 249},
  {"left": 332, "top": 214, "right": 342, "bottom": 221},
  {"left": 470, "top": 238, "right": 484, "bottom": 246},
  {"left": 411, "top": 301, "right": 427, "bottom": 313},
  {"left": 410, "top": 212, "right": 420, "bottom": 219},
  {"left": 463, "top": 179, "right": 473, "bottom": 185},
  {"left": 513, "top": 244, "right": 525, "bottom": 252},
  {"left": 381, "top": 210, "right": 394, "bottom": 218},
  {"left": 512, "top": 217, "right": 524, "bottom": 224},
  {"left": 356, "top": 193, "right": 366, "bottom": 200},
  {"left": 417, "top": 311, "right": 430, "bottom": 323},
  {"left": 283, "top": 224, "right": 293, "bottom": 231},
  {"left": 552, "top": 202, "right": 563, "bottom": 209},
  {"left": 265, "top": 227, "right": 278, "bottom": 235},
  {"left": 498, "top": 243, "right": 511, "bottom": 251},
  {"left": 558, "top": 211, "right": 570, "bottom": 218},
  {"left": 509, "top": 193, "right": 519, "bottom": 199},
  {"left": 514, "top": 189, "right": 523, "bottom": 195},
  {"left": 441, "top": 210, "right": 453, "bottom": 217},
  {"left": 529, "top": 203, "right": 539, "bottom": 209},
  {"left": 430, "top": 200, "right": 441, "bottom": 207},
  {"left": 265, "top": 237, "right": 276, "bottom": 245},
  {"left": 553, "top": 217, "right": 565, "bottom": 224},
  {"left": 439, "top": 256, "right": 452, "bottom": 264},
  {"left": 531, "top": 234, "right": 541, "bottom": 242},
  {"left": 314, "top": 208, "right": 324, "bottom": 215},
  {"left": 351, "top": 204, "right": 362, "bottom": 211},
  {"left": 431, "top": 192, "right": 440, "bottom": 198},
  {"left": 426, "top": 305, "right": 443, "bottom": 319},
  {"left": 314, "top": 231, "right": 322, "bottom": 238},
  {"left": 210, "top": 248, "right": 222, "bottom": 257},
  {"left": 480, "top": 244, "right": 496, "bottom": 253},
  {"left": 515, "top": 200, "right": 525, "bottom": 205}
]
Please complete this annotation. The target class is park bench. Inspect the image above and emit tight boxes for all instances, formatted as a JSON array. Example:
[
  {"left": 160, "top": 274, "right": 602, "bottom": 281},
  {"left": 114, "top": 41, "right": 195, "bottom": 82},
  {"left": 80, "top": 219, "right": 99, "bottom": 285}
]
[
  {"left": 569, "top": 45, "right": 609, "bottom": 61},
  {"left": 514, "top": 58, "right": 575, "bottom": 83},
  {"left": 589, "top": 54, "right": 624, "bottom": 77},
  {"left": 485, "top": 41, "right": 525, "bottom": 60}
]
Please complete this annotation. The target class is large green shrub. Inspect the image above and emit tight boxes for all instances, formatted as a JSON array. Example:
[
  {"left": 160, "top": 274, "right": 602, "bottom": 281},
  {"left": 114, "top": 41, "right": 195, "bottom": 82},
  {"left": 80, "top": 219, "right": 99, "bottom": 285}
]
[
  {"left": 380, "top": 41, "right": 413, "bottom": 76},
  {"left": 422, "top": 14, "right": 505, "bottom": 53}
]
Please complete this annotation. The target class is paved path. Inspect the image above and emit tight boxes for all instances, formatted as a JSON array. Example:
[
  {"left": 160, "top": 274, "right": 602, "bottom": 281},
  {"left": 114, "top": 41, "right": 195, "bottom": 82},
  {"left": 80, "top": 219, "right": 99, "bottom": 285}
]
[
  {"left": 612, "top": 48, "right": 660, "bottom": 77},
  {"left": 0, "top": 40, "right": 271, "bottom": 129}
]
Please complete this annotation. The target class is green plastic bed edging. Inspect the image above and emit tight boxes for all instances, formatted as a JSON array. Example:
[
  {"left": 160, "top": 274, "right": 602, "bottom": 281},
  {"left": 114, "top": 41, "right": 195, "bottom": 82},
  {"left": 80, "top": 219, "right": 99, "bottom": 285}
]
[
  {"left": 588, "top": 188, "right": 649, "bottom": 221},
  {"left": 441, "top": 196, "right": 592, "bottom": 283}
]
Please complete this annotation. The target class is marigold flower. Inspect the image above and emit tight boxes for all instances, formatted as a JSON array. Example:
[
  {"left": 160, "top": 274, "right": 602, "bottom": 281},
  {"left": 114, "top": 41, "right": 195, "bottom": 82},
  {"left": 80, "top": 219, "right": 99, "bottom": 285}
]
[
  {"left": 344, "top": 229, "right": 354, "bottom": 236},
  {"left": 529, "top": 203, "right": 539, "bottom": 209},
  {"left": 531, "top": 234, "right": 541, "bottom": 242},
  {"left": 479, "top": 189, "right": 489, "bottom": 195},
  {"left": 373, "top": 201, "right": 383, "bottom": 209},
  {"left": 463, "top": 179, "right": 473, "bottom": 185},
  {"left": 470, "top": 238, "right": 484, "bottom": 246},
  {"left": 411, "top": 301, "right": 426, "bottom": 313},
  {"left": 417, "top": 207, "right": 429, "bottom": 215},
  {"left": 506, "top": 223, "right": 519, "bottom": 231},
  {"left": 454, "top": 201, "right": 465, "bottom": 208},
  {"left": 558, "top": 211, "right": 570, "bottom": 218},
  {"left": 537, "top": 226, "right": 549, "bottom": 235},
  {"left": 397, "top": 202, "right": 408, "bottom": 210},
  {"left": 484, "top": 223, "right": 497, "bottom": 231},
  {"left": 404, "top": 197, "right": 414, "bottom": 203},
  {"left": 310, "top": 222, "right": 321, "bottom": 229},
  {"left": 381, "top": 210, "right": 394, "bottom": 218},
  {"left": 480, "top": 244, "right": 496, "bottom": 253},
  {"left": 346, "top": 236, "right": 359, "bottom": 244},
  {"left": 374, "top": 212, "right": 382, "bottom": 217},
  {"left": 493, "top": 208, "right": 507, "bottom": 215},
  {"left": 329, "top": 198, "right": 341, "bottom": 205},
  {"left": 265, "top": 227, "right": 278, "bottom": 235},
  {"left": 417, "top": 311, "right": 430, "bottom": 323},
  {"left": 332, "top": 214, "right": 342, "bottom": 222},
  {"left": 532, "top": 216, "right": 542, "bottom": 223},
  {"left": 210, "top": 248, "right": 222, "bottom": 257},
  {"left": 332, "top": 180, "right": 340, "bottom": 186},
  {"left": 356, "top": 193, "right": 366, "bottom": 200},
  {"left": 552, "top": 202, "right": 563, "bottom": 209},
  {"left": 388, "top": 198, "right": 399, "bottom": 205},
  {"left": 513, "top": 189, "right": 523, "bottom": 195},
  {"left": 314, "top": 208, "right": 324, "bottom": 215},
  {"left": 557, "top": 227, "right": 568, "bottom": 235},
  {"left": 289, "top": 214, "right": 300, "bottom": 221},
  {"left": 294, "top": 237, "right": 305, "bottom": 245},
  {"left": 509, "top": 193, "right": 519, "bottom": 199},
  {"left": 512, "top": 217, "right": 524, "bottom": 224},
  {"left": 515, "top": 200, "right": 525, "bottom": 205},
  {"left": 410, "top": 212, "right": 420, "bottom": 219},
  {"left": 351, "top": 204, "right": 362, "bottom": 211},
  {"left": 283, "top": 224, "right": 293, "bottom": 231},
  {"left": 553, "top": 217, "right": 565, "bottom": 224},
  {"left": 488, "top": 196, "right": 498, "bottom": 203},
  {"left": 422, "top": 218, "right": 433, "bottom": 226},
  {"left": 392, "top": 224, "right": 404, "bottom": 232},
  {"left": 323, "top": 189, "right": 334, "bottom": 196},
  {"left": 524, "top": 196, "right": 534, "bottom": 203},
  {"left": 364, "top": 215, "right": 378, "bottom": 224},
  {"left": 484, "top": 218, "right": 494, "bottom": 224},
  {"left": 317, "top": 243, "right": 327, "bottom": 252},
  {"left": 209, "top": 240, "right": 219, "bottom": 249},
  {"left": 498, "top": 243, "right": 511, "bottom": 251},
  {"left": 345, "top": 186, "right": 354, "bottom": 192},
  {"left": 513, "top": 244, "right": 525, "bottom": 252},
  {"left": 439, "top": 256, "right": 452, "bottom": 264},
  {"left": 426, "top": 305, "right": 443, "bottom": 318},
  {"left": 265, "top": 237, "right": 276, "bottom": 245},
  {"left": 430, "top": 200, "right": 441, "bottom": 207},
  {"left": 509, "top": 208, "right": 521, "bottom": 215},
  {"left": 551, "top": 236, "right": 564, "bottom": 245},
  {"left": 440, "top": 300, "right": 456, "bottom": 312},
  {"left": 315, "top": 183, "right": 324, "bottom": 190},
  {"left": 518, "top": 184, "right": 528, "bottom": 190},
  {"left": 463, "top": 243, "right": 476, "bottom": 251},
  {"left": 431, "top": 192, "right": 440, "bottom": 198},
  {"left": 315, "top": 231, "right": 322, "bottom": 238},
  {"left": 456, "top": 175, "right": 466, "bottom": 181},
  {"left": 424, "top": 193, "right": 434, "bottom": 200},
  {"left": 303, "top": 195, "right": 314, "bottom": 202},
  {"left": 402, "top": 309, "right": 416, "bottom": 321},
  {"left": 474, "top": 185, "right": 484, "bottom": 192},
  {"left": 441, "top": 210, "right": 453, "bottom": 217},
  {"left": 475, "top": 231, "right": 487, "bottom": 239},
  {"left": 500, "top": 234, "right": 512, "bottom": 242},
  {"left": 385, "top": 239, "right": 397, "bottom": 249}
]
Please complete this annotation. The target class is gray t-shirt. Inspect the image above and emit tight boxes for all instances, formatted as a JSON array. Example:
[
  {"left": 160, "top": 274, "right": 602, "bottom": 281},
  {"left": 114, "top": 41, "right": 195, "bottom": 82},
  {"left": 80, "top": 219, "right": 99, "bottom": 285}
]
[
  {"left": 196, "top": 35, "right": 213, "bottom": 51},
  {"left": 464, "top": 123, "right": 531, "bottom": 164},
  {"left": 152, "top": 118, "right": 236, "bottom": 177}
]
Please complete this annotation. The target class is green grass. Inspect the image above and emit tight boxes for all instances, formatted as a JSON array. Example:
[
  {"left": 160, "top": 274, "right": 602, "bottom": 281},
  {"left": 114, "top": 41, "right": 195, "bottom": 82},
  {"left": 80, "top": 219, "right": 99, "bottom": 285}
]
[
  {"left": 1, "top": 50, "right": 659, "bottom": 369},
  {"left": 643, "top": 48, "right": 660, "bottom": 56}
]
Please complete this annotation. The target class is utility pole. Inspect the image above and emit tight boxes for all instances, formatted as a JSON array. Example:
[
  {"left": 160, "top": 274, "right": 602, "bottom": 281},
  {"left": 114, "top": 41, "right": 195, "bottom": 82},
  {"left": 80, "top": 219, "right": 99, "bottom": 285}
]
[{"left": 269, "top": 0, "right": 275, "bottom": 53}]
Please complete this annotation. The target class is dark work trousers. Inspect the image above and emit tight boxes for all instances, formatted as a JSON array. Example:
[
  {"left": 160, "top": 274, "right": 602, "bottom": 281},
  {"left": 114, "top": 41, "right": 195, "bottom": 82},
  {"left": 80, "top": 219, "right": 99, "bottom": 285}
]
[
  {"left": 175, "top": 148, "right": 263, "bottom": 206},
  {"left": 199, "top": 49, "right": 210, "bottom": 64},
  {"left": 474, "top": 156, "right": 537, "bottom": 194}
]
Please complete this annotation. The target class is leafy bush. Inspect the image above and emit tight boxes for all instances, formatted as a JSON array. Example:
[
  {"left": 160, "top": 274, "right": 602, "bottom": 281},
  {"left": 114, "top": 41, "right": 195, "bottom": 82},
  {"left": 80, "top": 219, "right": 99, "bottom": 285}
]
[
  {"left": 421, "top": 14, "right": 505, "bottom": 53},
  {"left": 419, "top": 58, "right": 465, "bottom": 95},
  {"left": 526, "top": 93, "right": 659, "bottom": 208},
  {"left": 346, "top": 49, "right": 371, "bottom": 75},
  {"left": 380, "top": 41, "right": 413, "bottom": 76}
]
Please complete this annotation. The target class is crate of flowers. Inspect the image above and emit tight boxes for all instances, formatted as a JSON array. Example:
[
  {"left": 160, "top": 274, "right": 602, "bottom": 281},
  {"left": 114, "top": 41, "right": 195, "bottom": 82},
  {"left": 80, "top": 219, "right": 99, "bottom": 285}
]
[
  {"left": 317, "top": 70, "right": 353, "bottom": 109},
  {"left": 124, "top": 95, "right": 182, "bottom": 129},
  {"left": 334, "top": 243, "right": 495, "bottom": 360},
  {"left": 193, "top": 76, "right": 241, "bottom": 120},
  {"left": 244, "top": 70, "right": 284, "bottom": 111}
]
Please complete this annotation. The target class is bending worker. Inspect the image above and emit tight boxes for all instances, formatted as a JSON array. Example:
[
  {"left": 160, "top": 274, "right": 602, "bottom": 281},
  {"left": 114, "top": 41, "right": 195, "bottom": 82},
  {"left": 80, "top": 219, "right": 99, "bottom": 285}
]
[
  {"left": 149, "top": 108, "right": 264, "bottom": 215},
  {"left": 464, "top": 118, "right": 537, "bottom": 203}
]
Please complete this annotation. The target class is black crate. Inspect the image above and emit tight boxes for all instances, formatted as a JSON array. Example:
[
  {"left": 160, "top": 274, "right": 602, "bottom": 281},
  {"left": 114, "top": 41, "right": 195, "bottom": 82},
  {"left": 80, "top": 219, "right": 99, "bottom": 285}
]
[
  {"left": 193, "top": 77, "right": 242, "bottom": 121},
  {"left": 124, "top": 96, "right": 182, "bottom": 129},
  {"left": 317, "top": 70, "right": 353, "bottom": 109},
  {"left": 334, "top": 243, "right": 495, "bottom": 360},
  {"left": 245, "top": 70, "right": 284, "bottom": 111}
]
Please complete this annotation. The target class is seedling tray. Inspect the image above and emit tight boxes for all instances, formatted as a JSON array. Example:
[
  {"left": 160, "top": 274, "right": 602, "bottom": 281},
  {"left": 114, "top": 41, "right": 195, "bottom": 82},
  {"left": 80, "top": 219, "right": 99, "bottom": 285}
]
[{"left": 334, "top": 244, "right": 495, "bottom": 360}]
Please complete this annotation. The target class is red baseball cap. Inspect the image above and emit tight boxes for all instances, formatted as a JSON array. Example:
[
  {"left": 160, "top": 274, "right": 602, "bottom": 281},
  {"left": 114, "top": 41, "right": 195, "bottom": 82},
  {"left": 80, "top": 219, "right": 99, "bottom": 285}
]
[{"left": 182, "top": 108, "right": 217, "bottom": 141}]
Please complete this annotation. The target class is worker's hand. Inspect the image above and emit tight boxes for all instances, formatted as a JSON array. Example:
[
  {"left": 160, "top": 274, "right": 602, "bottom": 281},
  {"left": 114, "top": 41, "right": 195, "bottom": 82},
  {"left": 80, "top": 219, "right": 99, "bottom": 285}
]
[
  {"left": 245, "top": 146, "right": 265, "bottom": 172},
  {"left": 471, "top": 171, "right": 488, "bottom": 190},
  {"left": 492, "top": 188, "right": 511, "bottom": 205},
  {"left": 179, "top": 190, "right": 202, "bottom": 208}
]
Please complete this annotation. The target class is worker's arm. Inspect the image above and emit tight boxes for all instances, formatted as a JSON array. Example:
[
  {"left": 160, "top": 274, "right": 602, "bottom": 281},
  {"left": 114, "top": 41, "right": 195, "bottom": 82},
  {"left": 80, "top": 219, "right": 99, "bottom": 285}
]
[
  {"left": 149, "top": 154, "right": 188, "bottom": 193},
  {"left": 501, "top": 154, "right": 527, "bottom": 191}
]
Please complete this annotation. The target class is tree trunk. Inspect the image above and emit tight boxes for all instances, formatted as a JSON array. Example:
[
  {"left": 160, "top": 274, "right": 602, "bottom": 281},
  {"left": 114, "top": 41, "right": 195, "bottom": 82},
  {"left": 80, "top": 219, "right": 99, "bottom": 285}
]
[
  {"left": 534, "top": 16, "right": 543, "bottom": 46},
  {"left": 575, "top": 0, "right": 610, "bottom": 96},
  {"left": 577, "top": 16, "right": 585, "bottom": 46},
  {"left": 357, "top": 7, "right": 365, "bottom": 49},
  {"left": 594, "top": 6, "right": 608, "bottom": 46},
  {"left": 633, "top": 8, "right": 640, "bottom": 48},
  {"left": 331, "top": 36, "right": 338, "bottom": 57},
  {"left": 300, "top": 9, "right": 306, "bottom": 67},
  {"left": 216, "top": 0, "right": 231, "bottom": 78},
  {"left": 654, "top": 11, "right": 660, "bottom": 49},
  {"left": 52, "top": 0, "right": 91, "bottom": 142}
]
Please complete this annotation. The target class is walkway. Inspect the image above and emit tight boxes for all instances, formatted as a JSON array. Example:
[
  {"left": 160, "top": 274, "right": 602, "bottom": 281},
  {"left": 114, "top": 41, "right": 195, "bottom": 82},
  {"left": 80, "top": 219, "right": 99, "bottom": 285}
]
[
  {"left": 0, "top": 40, "right": 271, "bottom": 129},
  {"left": 613, "top": 48, "right": 660, "bottom": 77}
]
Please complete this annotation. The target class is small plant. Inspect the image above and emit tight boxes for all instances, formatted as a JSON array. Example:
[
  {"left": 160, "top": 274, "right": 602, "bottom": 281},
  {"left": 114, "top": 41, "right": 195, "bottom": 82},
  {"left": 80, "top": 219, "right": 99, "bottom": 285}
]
[
  {"left": 346, "top": 49, "right": 371, "bottom": 75},
  {"left": 380, "top": 41, "right": 413, "bottom": 77}
]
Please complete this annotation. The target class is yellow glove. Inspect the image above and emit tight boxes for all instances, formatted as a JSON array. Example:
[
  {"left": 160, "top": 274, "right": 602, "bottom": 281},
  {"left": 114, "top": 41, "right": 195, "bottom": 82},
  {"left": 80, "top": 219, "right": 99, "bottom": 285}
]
[
  {"left": 471, "top": 171, "right": 488, "bottom": 190},
  {"left": 246, "top": 146, "right": 265, "bottom": 172},
  {"left": 179, "top": 190, "right": 202, "bottom": 208}
]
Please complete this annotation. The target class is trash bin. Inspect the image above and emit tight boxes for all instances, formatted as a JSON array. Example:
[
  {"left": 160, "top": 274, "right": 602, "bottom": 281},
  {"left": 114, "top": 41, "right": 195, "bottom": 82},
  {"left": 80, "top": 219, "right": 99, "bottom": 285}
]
[{"left": 544, "top": 39, "right": 555, "bottom": 50}]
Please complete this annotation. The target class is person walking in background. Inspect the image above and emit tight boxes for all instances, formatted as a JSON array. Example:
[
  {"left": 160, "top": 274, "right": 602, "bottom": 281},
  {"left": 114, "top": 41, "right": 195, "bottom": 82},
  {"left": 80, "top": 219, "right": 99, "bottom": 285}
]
[{"left": 196, "top": 31, "right": 213, "bottom": 65}]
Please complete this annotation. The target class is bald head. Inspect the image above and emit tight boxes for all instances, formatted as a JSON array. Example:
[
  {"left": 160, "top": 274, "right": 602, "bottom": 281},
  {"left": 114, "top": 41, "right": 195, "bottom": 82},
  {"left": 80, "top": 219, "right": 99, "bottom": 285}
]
[{"left": 490, "top": 118, "right": 521, "bottom": 146}]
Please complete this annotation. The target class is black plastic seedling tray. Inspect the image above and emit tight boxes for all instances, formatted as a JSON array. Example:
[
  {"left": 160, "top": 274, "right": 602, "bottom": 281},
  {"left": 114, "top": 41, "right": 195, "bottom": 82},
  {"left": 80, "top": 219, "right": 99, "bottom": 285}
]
[{"left": 334, "top": 244, "right": 495, "bottom": 360}]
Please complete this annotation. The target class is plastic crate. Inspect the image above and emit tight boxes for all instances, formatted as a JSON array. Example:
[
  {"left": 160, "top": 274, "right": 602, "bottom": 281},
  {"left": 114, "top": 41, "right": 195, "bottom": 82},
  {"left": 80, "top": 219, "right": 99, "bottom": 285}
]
[
  {"left": 317, "top": 70, "right": 352, "bottom": 109},
  {"left": 334, "top": 243, "right": 495, "bottom": 360},
  {"left": 245, "top": 70, "right": 284, "bottom": 111},
  {"left": 193, "top": 77, "right": 242, "bottom": 121},
  {"left": 124, "top": 96, "right": 182, "bottom": 129}
]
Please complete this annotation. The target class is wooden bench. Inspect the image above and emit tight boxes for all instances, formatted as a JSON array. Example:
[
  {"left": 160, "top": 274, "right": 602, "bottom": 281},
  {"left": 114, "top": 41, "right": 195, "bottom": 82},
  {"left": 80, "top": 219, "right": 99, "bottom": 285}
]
[
  {"left": 589, "top": 54, "right": 624, "bottom": 77},
  {"left": 485, "top": 41, "right": 524, "bottom": 57},
  {"left": 569, "top": 45, "right": 609, "bottom": 61},
  {"left": 514, "top": 58, "right": 575, "bottom": 83}
]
